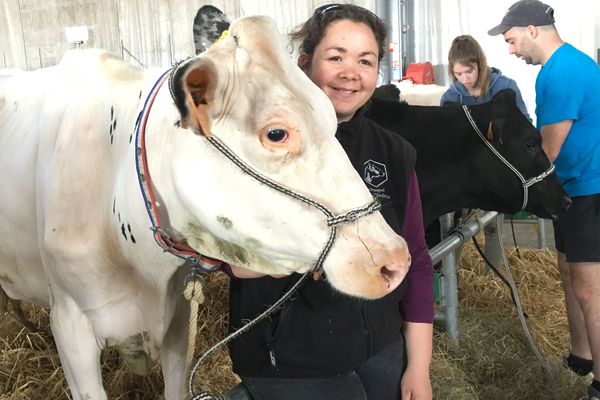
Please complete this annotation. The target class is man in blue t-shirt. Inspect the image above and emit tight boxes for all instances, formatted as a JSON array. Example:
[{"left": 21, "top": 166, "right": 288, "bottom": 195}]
[{"left": 489, "top": 1, "right": 600, "bottom": 399}]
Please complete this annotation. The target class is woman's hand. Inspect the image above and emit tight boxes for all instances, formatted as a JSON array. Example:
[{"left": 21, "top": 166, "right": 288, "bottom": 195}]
[
  {"left": 401, "top": 322, "right": 433, "bottom": 400},
  {"left": 400, "top": 365, "right": 432, "bottom": 400}
]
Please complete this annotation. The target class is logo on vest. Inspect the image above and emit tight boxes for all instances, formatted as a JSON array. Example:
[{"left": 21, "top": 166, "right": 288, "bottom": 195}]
[{"left": 364, "top": 159, "right": 388, "bottom": 188}]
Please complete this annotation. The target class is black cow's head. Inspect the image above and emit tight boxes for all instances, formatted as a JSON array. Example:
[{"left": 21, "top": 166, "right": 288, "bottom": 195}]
[
  {"left": 364, "top": 87, "right": 571, "bottom": 224},
  {"left": 479, "top": 89, "right": 571, "bottom": 219}
]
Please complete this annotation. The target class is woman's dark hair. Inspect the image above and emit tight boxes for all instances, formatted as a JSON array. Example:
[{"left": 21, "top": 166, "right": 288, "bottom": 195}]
[
  {"left": 289, "top": 4, "right": 387, "bottom": 63},
  {"left": 447, "top": 35, "right": 489, "bottom": 97}
]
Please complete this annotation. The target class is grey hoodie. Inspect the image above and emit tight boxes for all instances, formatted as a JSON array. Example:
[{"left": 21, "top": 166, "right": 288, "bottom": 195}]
[{"left": 440, "top": 66, "right": 531, "bottom": 121}]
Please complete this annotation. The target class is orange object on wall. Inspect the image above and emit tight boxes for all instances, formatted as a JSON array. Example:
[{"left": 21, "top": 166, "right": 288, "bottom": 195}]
[{"left": 403, "top": 62, "right": 434, "bottom": 84}]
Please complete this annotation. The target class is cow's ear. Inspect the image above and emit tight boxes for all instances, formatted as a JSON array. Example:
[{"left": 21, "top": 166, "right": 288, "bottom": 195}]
[
  {"left": 491, "top": 89, "right": 517, "bottom": 108},
  {"left": 442, "top": 100, "right": 460, "bottom": 107},
  {"left": 170, "top": 57, "right": 218, "bottom": 136},
  {"left": 490, "top": 117, "right": 507, "bottom": 144}
]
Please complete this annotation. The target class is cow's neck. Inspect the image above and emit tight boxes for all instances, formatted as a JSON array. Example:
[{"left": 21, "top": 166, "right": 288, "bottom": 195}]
[
  {"left": 410, "top": 105, "right": 496, "bottom": 225},
  {"left": 114, "top": 73, "right": 194, "bottom": 284}
]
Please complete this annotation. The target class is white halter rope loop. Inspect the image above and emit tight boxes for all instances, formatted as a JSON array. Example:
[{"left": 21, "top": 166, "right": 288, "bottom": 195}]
[{"left": 462, "top": 105, "right": 555, "bottom": 211}]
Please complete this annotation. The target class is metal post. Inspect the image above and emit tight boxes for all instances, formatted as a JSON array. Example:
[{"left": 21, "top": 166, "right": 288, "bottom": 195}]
[
  {"left": 402, "top": 0, "right": 415, "bottom": 71},
  {"left": 440, "top": 213, "right": 459, "bottom": 343},
  {"left": 375, "top": 0, "right": 388, "bottom": 84},
  {"left": 431, "top": 211, "right": 498, "bottom": 343},
  {"left": 537, "top": 218, "right": 546, "bottom": 249},
  {"left": 387, "top": 0, "right": 401, "bottom": 82}
]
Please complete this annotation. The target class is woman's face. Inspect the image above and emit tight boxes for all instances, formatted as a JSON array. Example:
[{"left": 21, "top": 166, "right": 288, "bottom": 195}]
[
  {"left": 302, "top": 19, "right": 379, "bottom": 123},
  {"left": 452, "top": 62, "right": 479, "bottom": 90}
]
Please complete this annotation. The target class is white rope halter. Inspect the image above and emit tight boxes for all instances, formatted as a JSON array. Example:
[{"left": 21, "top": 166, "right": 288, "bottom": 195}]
[
  {"left": 134, "top": 67, "right": 383, "bottom": 400},
  {"left": 462, "top": 105, "right": 555, "bottom": 211}
]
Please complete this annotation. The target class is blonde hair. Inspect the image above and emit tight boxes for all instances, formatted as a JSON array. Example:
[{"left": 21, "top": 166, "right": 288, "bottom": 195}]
[{"left": 447, "top": 35, "right": 489, "bottom": 97}]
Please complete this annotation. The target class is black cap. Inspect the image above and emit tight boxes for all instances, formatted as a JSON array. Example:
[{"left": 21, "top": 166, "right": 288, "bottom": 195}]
[{"left": 488, "top": 0, "right": 555, "bottom": 36}]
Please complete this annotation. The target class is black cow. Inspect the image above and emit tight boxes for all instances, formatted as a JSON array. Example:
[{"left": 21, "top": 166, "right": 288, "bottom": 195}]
[{"left": 365, "top": 89, "right": 571, "bottom": 226}]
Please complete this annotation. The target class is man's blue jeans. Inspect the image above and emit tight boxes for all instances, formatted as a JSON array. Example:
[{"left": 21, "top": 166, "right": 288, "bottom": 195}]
[{"left": 225, "top": 340, "right": 405, "bottom": 400}]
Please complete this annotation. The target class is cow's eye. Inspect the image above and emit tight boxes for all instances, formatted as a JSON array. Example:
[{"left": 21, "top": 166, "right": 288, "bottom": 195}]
[
  {"left": 267, "top": 128, "right": 288, "bottom": 142},
  {"left": 525, "top": 142, "right": 537, "bottom": 153}
]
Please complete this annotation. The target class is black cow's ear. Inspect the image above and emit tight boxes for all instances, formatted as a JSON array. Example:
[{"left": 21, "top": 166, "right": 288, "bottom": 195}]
[
  {"left": 372, "top": 84, "right": 401, "bottom": 101},
  {"left": 492, "top": 89, "right": 517, "bottom": 105},
  {"left": 442, "top": 101, "right": 461, "bottom": 107},
  {"left": 490, "top": 117, "right": 507, "bottom": 143}
]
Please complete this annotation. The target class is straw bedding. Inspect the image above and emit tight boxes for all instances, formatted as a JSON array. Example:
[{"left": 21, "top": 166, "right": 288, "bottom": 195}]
[{"left": 0, "top": 242, "right": 590, "bottom": 399}]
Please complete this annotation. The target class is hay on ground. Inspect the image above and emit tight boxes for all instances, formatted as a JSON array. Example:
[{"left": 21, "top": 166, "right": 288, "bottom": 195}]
[{"left": 0, "top": 244, "right": 591, "bottom": 399}]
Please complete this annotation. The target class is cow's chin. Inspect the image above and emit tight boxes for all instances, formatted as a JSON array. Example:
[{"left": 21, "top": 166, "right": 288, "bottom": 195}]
[{"left": 226, "top": 247, "right": 410, "bottom": 299}]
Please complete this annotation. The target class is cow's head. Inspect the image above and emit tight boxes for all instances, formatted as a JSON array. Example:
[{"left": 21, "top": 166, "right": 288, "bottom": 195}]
[
  {"left": 479, "top": 89, "right": 571, "bottom": 218},
  {"left": 161, "top": 16, "right": 410, "bottom": 299}
]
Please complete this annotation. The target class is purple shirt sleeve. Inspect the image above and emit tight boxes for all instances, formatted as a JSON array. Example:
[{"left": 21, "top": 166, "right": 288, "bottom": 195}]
[{"left": 399, "top": 171, "right": 435, "bottom": 323}]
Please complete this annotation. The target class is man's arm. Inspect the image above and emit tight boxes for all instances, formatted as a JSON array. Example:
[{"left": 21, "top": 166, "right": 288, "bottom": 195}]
[{"left": 540, "top": 120, "right": 573, "bottom": 162}]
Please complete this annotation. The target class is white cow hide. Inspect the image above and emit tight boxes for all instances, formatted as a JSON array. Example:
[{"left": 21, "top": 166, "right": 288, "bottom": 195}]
[{"left": 0, "top": 16, "right": 410, "bottom": 400}]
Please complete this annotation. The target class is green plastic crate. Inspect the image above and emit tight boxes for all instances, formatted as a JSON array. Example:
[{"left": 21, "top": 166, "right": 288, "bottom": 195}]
[{"left": 510, "top": 210, "right": 532, "bottom": 220}]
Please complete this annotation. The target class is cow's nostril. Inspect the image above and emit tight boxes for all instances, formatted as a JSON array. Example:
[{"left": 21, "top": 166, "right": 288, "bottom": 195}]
[
  {"left": 379, "top": 252, "right": 410, "bottom": 291},
  {"left": 381, "top": 266, "right": 396, "bottom": 286}
]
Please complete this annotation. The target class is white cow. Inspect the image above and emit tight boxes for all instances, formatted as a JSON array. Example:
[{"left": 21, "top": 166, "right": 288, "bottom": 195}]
[{"left": 0, "top": 16, "right": 410, "bottom": 399}]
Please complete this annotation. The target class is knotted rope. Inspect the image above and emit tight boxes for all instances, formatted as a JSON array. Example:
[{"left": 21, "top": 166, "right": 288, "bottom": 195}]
[{"left": 183, "top": 269, "right": 206, "bottom": 388}]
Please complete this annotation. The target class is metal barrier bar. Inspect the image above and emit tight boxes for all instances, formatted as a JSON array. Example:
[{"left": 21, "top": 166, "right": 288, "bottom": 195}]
[
  {"left": 430, "top": 211, "right": 498, "bottom": 344},
  {"left": 509, "top": 216, "right": 547, "bottom": 249}
]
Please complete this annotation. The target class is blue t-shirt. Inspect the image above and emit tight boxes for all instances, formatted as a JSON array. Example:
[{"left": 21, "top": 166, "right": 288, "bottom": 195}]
[{"left": 536, "top": 43, "right": 600, "bottom": 197}]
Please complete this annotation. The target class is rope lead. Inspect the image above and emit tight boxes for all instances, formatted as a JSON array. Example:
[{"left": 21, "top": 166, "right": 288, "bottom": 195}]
[{"left": 184, "top": 270, "right": 205, "bottom": 388}]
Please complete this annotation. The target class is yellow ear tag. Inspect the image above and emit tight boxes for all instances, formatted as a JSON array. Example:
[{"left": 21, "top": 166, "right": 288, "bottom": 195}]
[{"left": 209, "top": 30, "right": 230, "bottom": 49}]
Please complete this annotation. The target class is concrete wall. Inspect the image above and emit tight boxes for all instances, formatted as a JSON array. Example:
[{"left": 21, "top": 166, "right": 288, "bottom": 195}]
[{"left": 0, "top": 0, "right": 376, "bottom": 70}]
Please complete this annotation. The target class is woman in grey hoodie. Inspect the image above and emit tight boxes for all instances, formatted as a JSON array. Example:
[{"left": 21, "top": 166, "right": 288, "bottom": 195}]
[
  {"left": 441, "top": 34, "right": 531, "bottom": 121},
  {"left": 440, "top": 34, "right": 532, "bottom": 270}
]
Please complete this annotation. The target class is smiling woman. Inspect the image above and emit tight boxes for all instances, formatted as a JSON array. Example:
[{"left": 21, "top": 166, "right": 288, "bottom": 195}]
[{"left": 225, "top": 4, "right": 434, "bottom": 400}]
